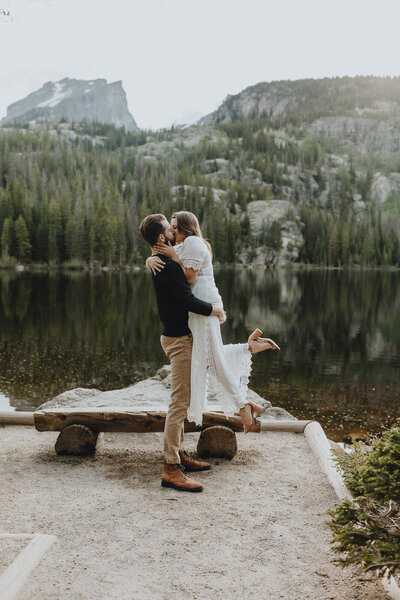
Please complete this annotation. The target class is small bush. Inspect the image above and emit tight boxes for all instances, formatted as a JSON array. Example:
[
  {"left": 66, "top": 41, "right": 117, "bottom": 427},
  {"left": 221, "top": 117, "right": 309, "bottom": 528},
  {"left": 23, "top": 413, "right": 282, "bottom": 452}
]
[
  {"left": 339, "top": 425, "right": 400, "bottom": 501},
  {"left": 328, "top": 498, "right": 400, "bottom": 578},
  {"left": 328, "top": 422, "right": 400, "bottom": 578}
]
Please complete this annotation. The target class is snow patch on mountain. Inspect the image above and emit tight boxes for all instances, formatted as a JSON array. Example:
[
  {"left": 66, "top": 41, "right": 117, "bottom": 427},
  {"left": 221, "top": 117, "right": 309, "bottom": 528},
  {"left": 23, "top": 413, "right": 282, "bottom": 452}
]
[{"left": 37, "top": 82, "right": 72, "bottom": 108}]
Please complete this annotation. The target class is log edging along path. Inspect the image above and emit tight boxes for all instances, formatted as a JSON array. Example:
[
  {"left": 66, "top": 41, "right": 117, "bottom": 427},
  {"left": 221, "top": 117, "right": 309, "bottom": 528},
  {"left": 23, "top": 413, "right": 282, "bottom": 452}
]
[
  {"left": 1, "top": 409, "right": 399, "bottom": 599},
  {"left": 0, "top": 534, "right": 56, "bottom": 600},
  {"left": 0, "top": 411, "right": 34, "bottom": 425}
]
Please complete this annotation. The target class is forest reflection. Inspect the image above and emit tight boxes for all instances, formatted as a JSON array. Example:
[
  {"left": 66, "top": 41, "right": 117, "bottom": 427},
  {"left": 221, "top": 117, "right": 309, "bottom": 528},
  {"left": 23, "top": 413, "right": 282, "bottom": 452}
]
[{"left": 1, "top": 269, "right": 399, "bottom": 441}]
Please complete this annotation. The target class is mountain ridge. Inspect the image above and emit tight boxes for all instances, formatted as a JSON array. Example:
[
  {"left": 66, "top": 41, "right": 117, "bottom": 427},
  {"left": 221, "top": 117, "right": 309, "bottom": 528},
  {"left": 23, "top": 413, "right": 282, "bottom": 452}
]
[
  {"left": 199, "top": 76, "right": 400, "bottom": 124},
  {"left": 1, "top": 78, "right": 139, "bottom": 131},
  {"left": 197, "top": 76, "right": 400, "bottom": 156}
]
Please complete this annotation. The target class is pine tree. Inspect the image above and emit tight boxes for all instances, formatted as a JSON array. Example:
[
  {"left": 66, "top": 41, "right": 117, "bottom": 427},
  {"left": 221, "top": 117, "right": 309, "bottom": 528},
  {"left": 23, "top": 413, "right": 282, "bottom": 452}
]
[
  {"left": 65, "top": 215, "right": 83, "bottom": 261},
  {"left": 361, "top": 229, "right": 375, "bottom": 266},
  {"left": 14, "top": 215, "right": 31, "bottom": 263},
  {"left": 93, "top": 201, "right": 116, "bottom": 266},
  {"left": 48, "top": 198, "right": 63, "bottom": 263},
  {"left": 341, "top": 223, "right": 351, "bottom": 265},
  {"left": 1, "top": 217, "right": 13, "bottom": 257},
  {"left": 115, "top": 220, "right": 127, "bottom": 266},
  {"left": 88, "top": 225, "right": 96, "bottom": 266},
  {"left": 267, "top": 220, "right": 282, "bottom": 251}
]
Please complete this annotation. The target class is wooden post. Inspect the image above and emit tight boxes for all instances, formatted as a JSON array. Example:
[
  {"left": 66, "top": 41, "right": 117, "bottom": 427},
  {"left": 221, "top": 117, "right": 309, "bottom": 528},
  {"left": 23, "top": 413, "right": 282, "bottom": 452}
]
[
  {"left": 55, "top": 424, "right": 99, "bottom": 456},
  {"left": 197, "top": 425, "right": 237, "bottom": 459}
]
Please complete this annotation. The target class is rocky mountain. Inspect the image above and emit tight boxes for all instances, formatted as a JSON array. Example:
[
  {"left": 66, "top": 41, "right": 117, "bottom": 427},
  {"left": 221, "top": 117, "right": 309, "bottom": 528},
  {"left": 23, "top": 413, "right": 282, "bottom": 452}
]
[
  {"left": 1, "top": 76, "right": 400, "bottom": 269},
  {"left": 1, "top": 78, "right": 139, "bottom": 131},
  {"left": 199, "top": 76, "right": 400, "bottom": 156}
]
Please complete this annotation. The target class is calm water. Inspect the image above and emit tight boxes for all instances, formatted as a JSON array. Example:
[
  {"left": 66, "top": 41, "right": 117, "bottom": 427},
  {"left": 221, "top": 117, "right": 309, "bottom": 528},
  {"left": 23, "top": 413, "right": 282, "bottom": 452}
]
[{"left": 1, "top": 269, "right": 399, "bottom": 441}]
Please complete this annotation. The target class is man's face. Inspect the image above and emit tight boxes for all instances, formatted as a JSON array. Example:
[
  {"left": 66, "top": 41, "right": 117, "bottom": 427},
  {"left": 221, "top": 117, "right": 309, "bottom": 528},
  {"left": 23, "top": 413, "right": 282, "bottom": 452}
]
[{"left": 161, "top": 219, "right": 174, "bottom": 244}]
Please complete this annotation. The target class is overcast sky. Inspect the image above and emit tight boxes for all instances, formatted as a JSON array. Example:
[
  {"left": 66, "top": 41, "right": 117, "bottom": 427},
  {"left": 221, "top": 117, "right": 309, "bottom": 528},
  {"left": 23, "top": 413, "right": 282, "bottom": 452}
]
[{"left": 1, "top": 0, "right": 400, "bottom": 129}]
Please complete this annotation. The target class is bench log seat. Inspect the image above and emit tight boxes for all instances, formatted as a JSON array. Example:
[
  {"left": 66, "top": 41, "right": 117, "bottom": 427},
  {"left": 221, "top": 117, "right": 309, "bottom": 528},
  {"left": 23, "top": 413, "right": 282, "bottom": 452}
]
[
  {"left": 33, "top": 407, "right": 246, "bottom": 458},
  {"left": 33, "top": 407, "right": 311, "bottom": 458}
]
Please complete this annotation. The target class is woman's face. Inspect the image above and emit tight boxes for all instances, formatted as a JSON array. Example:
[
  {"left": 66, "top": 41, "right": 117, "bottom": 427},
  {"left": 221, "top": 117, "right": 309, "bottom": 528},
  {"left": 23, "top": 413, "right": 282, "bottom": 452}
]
[{"left": 171, "top": 217, "right": 186, "bottom": 244}]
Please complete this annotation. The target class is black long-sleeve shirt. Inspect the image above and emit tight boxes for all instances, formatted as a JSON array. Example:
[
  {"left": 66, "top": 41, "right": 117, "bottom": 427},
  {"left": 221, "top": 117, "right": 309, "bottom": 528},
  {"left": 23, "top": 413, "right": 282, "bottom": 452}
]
[{"left": 152, "top": 255, "right": 212, "bottom": 336}]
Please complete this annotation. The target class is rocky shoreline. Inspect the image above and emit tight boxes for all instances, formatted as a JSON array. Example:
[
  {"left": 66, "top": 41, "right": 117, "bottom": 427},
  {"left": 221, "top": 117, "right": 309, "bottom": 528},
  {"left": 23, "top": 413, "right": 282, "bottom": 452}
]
[{"left": 38, "top": 364, "right": 296, "bottom": 422}]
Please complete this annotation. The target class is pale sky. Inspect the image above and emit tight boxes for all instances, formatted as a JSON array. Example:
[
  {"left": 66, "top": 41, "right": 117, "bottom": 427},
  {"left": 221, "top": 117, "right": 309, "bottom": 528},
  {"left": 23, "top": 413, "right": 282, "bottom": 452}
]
[{"left": 1, "top": 0, "right": 400, "bottom": 129}]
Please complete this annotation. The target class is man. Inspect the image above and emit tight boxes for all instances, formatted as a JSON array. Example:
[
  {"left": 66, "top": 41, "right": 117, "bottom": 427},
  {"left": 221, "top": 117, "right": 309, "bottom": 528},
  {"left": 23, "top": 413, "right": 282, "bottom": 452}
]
[{"left": 140, "top": 214, "right": 225, "bottom": 492}]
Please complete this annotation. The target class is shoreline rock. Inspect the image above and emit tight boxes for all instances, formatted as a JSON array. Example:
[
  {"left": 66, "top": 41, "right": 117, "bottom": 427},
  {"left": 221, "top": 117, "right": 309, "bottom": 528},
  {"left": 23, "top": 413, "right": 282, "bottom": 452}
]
[{"left": 38, "top": 365, "right": 296, "bottom": 421}]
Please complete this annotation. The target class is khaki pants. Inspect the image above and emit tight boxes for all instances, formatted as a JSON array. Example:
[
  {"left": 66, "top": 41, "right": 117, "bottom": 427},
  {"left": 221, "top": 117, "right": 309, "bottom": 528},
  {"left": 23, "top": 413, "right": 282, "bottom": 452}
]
[{"left": 161, "top": 334, "right": 193, "bottom": 464}]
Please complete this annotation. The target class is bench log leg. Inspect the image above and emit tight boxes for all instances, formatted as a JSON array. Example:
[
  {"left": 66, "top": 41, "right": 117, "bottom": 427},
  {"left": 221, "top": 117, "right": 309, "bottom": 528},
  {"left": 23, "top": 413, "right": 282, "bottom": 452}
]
[
  {"left": 55, "top": 424, "right": 99, "bottom": 456},
  {"left": 197, "top": 425, "right": 237, "bottom": 459}
]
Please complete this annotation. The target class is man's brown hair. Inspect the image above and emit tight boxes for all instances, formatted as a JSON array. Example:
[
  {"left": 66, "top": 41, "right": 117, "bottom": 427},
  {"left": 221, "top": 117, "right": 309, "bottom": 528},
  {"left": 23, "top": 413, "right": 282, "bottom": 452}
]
[{"left": 139, "top": 214, "right": 167, "bottom": 247}]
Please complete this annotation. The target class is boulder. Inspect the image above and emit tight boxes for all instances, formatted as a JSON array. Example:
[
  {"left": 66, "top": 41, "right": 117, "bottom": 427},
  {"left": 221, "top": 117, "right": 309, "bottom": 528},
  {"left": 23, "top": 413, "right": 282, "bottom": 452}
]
[
  {"left": 240, "top": 168, "right": 263, "bottom": 185},
  {"left": 38, "top": 365, "right": 293, "bottom": 417},
  {"left": 245, "top": 200, "right": 303, "bottom": 265},
  {"left": 279, "top": 220, "right": 303, "bottom": 264},
  {"left": 247, "top": 200, "right": 295, "bottom": 236},
  {"left": 371, "top": 173, "right": 400, "bottom": 204},
  {"left": 199, "top": 158, "right": 230, "bottom": 172},
  {"left": 352, "top": 194, "right": 367, "bottom": 216},
  {"left": 263, "top": 407, "right": 297, "bottom": 420}
]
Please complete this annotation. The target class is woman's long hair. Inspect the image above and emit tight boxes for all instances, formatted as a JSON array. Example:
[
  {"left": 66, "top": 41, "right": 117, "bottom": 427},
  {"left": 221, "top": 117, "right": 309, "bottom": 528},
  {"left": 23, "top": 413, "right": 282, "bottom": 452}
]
[{"left": 172, "top": 211, "right": 212, "bottom": 256}]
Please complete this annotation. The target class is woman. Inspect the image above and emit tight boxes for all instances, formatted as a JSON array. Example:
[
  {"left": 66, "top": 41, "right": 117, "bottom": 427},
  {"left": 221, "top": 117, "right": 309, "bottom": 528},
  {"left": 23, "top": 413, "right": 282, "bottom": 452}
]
[{"left": 146, "top": 211, "right": 279, "bottom": 433}]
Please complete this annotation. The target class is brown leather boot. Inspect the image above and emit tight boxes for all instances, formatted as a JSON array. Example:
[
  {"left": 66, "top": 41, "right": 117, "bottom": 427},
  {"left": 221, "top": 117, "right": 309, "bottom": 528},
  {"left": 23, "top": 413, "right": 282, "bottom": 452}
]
[
  {"left": 161, "top": 463, "right": 204, "bottom": 492},
  {"left": 179, "top": 450, "right": 211, "bottom": 472}
]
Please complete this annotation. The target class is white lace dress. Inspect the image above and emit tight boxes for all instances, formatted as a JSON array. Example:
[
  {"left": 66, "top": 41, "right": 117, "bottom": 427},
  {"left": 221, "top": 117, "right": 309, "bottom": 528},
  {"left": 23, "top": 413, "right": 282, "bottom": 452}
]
[{"left": 175, "top": 235, "right": 252, "bottom": 425}]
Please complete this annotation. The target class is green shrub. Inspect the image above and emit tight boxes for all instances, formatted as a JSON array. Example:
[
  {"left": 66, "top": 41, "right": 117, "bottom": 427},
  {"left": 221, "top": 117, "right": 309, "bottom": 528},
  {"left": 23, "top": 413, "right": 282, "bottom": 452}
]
[
  {"left": 339, "top": 425, "right": 400, "bottom": 501},
  {"left": 328, "top": 498, "right": 400, "bottom": 578},
  {"left": 328, "top": 422, "right": 400, "bottom": 578}
]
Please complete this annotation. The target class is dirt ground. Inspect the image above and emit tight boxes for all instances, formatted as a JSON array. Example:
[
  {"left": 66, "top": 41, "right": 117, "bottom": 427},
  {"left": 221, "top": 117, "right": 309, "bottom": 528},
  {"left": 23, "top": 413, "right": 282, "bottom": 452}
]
[{"left": 0, "top": 426, "right": 392, "bottom": 600}]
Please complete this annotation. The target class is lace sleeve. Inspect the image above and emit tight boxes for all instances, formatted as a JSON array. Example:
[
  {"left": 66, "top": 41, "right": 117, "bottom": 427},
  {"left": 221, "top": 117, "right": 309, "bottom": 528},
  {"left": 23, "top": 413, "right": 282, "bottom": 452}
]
[
  {"left": 181, "top": 258, "right": 202, "bottom": 271},
  {"left": 180, "top": 236, "right": 207, "bottom": 271}
]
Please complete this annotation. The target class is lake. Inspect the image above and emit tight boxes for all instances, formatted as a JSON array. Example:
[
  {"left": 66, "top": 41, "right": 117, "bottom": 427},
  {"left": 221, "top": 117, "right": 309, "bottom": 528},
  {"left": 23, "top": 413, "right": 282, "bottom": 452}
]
[{"left": 1, "top": 268, "right": 399, "bottom": 442}]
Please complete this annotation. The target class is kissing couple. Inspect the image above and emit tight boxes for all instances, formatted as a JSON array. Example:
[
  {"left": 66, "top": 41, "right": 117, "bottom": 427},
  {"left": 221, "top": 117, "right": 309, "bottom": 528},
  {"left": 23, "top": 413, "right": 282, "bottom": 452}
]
[{"left": 140, "top": 211, "right": 279, "bottom": 492}]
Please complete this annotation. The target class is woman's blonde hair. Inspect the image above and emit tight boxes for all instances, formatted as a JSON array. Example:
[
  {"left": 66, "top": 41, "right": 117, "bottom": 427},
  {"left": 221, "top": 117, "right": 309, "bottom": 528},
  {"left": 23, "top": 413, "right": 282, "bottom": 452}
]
[{"left": 172, "top": 211, "right": 212, "bottom": 256}]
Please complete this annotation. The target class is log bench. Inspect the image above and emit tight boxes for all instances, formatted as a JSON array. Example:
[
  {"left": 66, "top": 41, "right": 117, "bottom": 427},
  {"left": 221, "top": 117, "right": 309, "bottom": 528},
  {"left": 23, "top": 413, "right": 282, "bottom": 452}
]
[
  {"left": 1, "top": 408, "right": 312, "bottom": 459},
  {"left": 33, "top": 407, "right": 250, "bottom": 459}
]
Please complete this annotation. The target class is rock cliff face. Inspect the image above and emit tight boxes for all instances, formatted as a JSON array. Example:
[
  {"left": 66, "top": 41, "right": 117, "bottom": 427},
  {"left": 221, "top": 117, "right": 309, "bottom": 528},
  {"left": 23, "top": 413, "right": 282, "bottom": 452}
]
[
  {"left": 1, "top": 78, "right": 138, "bottom": 131},
  {"left": 198, "top": 84, "right": 298, "bottom": 125},
  {"left": 243, "top": 200, "right": 303, "bottom": 266},
  {"left": 310, "top": 116, "right": 400, "bottom": 157},
  {"left": 198, "top": 76, "right": 400, "bottom": 156}
]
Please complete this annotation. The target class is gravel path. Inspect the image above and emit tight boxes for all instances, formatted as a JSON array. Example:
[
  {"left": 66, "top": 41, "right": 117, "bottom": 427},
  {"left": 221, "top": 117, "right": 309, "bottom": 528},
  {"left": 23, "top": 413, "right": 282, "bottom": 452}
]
[{"left": 0, "top": 426, "right": 391, "bottom": 600}]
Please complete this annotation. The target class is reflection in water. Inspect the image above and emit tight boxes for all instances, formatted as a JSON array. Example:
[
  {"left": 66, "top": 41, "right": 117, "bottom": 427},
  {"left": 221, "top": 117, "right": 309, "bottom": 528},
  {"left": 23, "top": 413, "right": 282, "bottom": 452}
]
[{"left": 0, "top": 269, "right": 399, "bottom": 441}]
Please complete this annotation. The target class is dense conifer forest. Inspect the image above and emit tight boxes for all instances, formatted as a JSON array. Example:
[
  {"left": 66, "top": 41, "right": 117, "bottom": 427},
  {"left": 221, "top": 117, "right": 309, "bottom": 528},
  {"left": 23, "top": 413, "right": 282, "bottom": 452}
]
[{"left": 0, "top": 113, "right": 399, "bottom": 268}]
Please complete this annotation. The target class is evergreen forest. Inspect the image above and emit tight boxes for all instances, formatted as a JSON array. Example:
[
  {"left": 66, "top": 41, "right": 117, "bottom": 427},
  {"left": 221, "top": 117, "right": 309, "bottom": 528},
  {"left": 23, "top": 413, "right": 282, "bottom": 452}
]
[{"left": 1, "top": 114, "right": 400, "bottom": 268}]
